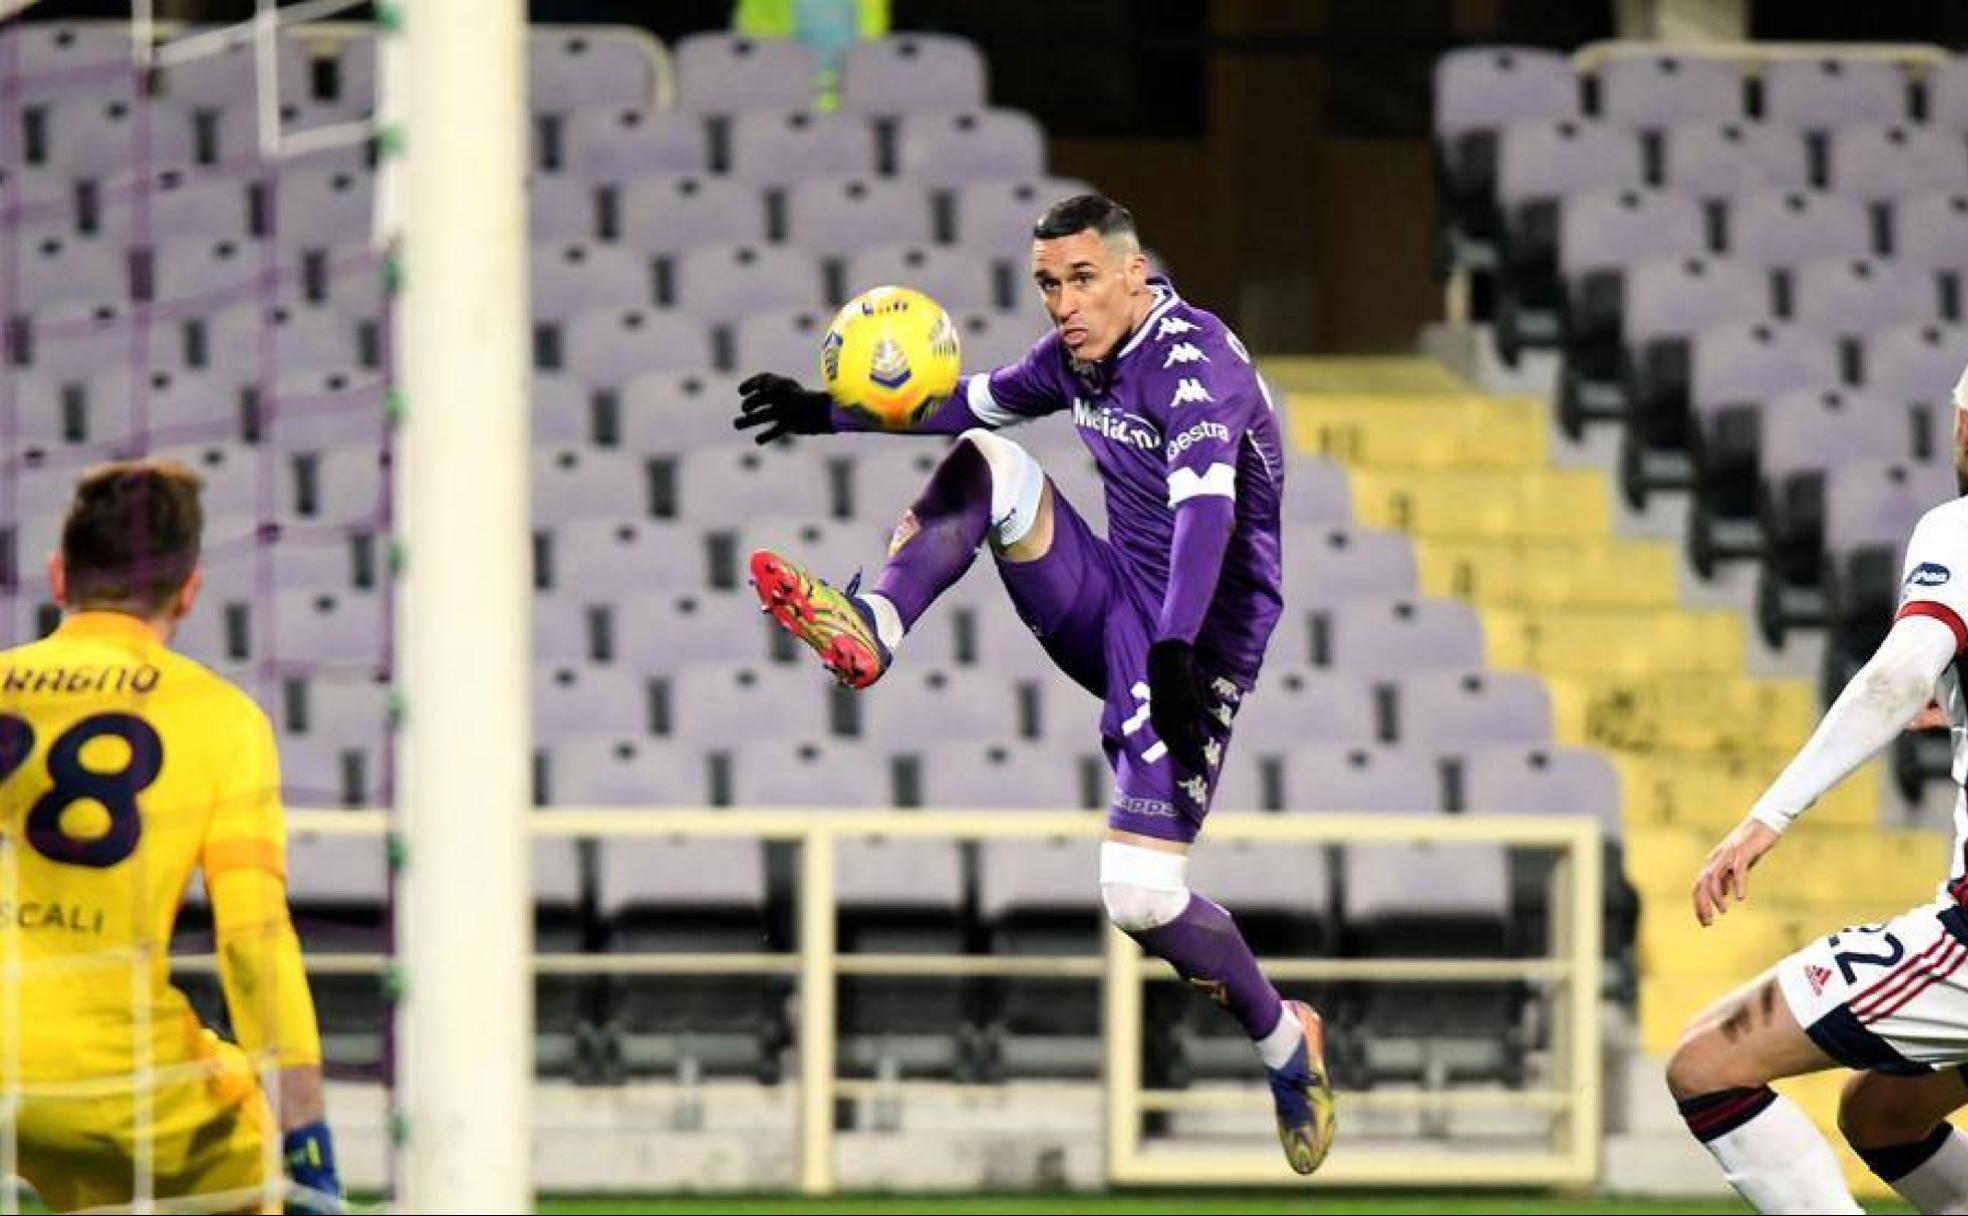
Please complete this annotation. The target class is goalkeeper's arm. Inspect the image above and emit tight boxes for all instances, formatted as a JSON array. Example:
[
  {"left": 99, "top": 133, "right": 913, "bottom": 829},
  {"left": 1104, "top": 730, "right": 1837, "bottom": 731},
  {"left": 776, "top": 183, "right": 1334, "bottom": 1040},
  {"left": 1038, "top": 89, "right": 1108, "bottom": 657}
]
[{"left": 210, "top": 865, "right": 342, "bottom": 1208}]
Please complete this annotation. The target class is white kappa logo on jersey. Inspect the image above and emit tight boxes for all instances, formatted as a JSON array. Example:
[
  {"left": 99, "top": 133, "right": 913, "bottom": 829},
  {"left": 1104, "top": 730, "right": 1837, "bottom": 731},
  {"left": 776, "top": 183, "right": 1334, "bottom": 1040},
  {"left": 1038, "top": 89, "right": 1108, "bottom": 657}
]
[
  {"left": 1169, "top": 378, "right": 1213, "bottom": 408},
  {"left": 1164, "top": 342, "right": 1209, "bottom": 369},
  {"left": 1156, "top": 317, "right": 1198, "bottom": 341}
]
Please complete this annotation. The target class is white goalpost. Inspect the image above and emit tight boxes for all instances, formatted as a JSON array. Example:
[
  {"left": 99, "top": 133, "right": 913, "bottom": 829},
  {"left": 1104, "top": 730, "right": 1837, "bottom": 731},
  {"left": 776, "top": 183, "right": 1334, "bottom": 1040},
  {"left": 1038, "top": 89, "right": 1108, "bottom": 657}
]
[{"left": 394, "top": 0, "right": 533, "bottom": 1208}]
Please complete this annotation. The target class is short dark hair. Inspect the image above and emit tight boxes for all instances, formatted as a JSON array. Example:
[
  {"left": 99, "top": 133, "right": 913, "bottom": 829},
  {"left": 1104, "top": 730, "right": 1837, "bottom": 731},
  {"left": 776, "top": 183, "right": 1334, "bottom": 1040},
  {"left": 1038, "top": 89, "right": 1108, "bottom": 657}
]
[
  {"left": 1033, "top": 193, "right": 1138, "bottom": 243},
  {"left": 61, "top": 459, "right": 204, "bottom": 613}
]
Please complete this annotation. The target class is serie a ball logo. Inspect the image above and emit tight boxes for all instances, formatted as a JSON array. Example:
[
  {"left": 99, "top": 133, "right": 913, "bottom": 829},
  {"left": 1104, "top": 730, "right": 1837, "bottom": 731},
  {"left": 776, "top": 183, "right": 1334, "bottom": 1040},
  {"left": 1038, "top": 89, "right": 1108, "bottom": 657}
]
[{"left": 820, "top": 285, "right": 962, "bottom": 431}]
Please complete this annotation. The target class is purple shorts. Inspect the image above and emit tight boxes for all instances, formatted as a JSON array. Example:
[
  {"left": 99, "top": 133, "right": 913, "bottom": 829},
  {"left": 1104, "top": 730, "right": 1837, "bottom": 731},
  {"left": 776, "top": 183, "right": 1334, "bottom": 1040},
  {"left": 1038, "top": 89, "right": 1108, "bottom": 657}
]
[{"left": 994, "top": 483, "right": 1246, "bottom": 845}]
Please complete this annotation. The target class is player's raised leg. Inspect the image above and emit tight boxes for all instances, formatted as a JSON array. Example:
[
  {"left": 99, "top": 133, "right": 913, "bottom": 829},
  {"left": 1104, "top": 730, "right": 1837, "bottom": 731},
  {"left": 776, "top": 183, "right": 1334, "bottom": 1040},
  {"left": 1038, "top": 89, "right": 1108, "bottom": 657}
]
[
  {"left": 1665, "top": 970, "right": 1859, "bottom": 1212},
  {"left": 994, "top": 488, "right": 1334, "bottom": 1174},
  {"left": 1841, "top": 1068, "right": 1968, "bottom": 1214},
  {"left": 753, "top": 427, "right": 1046, "bottom": 688}
]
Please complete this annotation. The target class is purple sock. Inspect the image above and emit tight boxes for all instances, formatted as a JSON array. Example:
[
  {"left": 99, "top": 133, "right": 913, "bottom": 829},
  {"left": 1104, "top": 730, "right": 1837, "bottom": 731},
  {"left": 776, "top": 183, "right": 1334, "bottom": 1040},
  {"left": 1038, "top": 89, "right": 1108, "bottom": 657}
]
[
  {"left": 1132, "top": 892, "right": 1286, "bottom": 1041},
  {"left": 872, "top": 439, "right": 992, "bottom": 630}
]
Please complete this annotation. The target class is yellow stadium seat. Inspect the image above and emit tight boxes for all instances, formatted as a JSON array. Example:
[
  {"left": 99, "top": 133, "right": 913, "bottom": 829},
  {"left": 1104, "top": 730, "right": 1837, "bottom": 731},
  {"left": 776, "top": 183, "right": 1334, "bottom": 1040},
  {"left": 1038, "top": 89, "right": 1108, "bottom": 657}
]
[
  {"left": 1287, "top": 394, "right": 1548, "bottom": 471},
  {"left": 1612, "top": 751, "right": 1880, "bottom": 829},
  {"left": 1545, "top": 675, "right": 1817, "bottom": 755},
  {"left": 1261, "top": 356, "right": 1468, "bottom": 396},
  {"left": 1348, "top": 469, "right": 1613, "bottom": 540},
  {"left": 1486, "top": 608, "right": 1745, "bottom": 677},
  {"left": 1415, "top": 538, "right": 1679, "bottom": 609},
  {"left": 1639, "top": 903, "right": 1819, "bottom": 977}
]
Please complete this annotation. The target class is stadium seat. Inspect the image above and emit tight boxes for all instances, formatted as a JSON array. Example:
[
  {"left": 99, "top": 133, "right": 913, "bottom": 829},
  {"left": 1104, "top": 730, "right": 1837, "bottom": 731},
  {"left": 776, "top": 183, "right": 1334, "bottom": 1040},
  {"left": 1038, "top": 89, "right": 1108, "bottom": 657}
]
[
  {"left": 951, "top": 310, "right": 1040, "bottom": 372},
  {"left": 1593, "top": 52, "right": 1742, "bottom": 127},
  {"left": 531, "top": 446, "right": 654, "bottom": 525},
  {"left": 607, "top": 589, "right": 773, "bottom": 673},
  {"left": 670, "top": 445, "right": 834, "bottom": 523},
  {"left": 37, "top": 94, "right": 197, "bottom": 176},
  {"left": 950, "top": 177, "right": 1097, "bottom": 255},
  {"left": 1823, "top": 125, "right": 1968, "bottom": 203},
  {"left": 1279, "top": 455, "right": 1353, "bottom": 524},
  {"left": 1546, "top": 672, "right": 1816, "bottom": 758},
  {"left": 855, "top": 665, "right": 1025, "bottom": 751},
  {"left": 783, "top": 176, "right": 936, "bottom": 258},
  {"left": 1433, "top": 47, "right": 1579, "bottom": 274},
  {"left": 1657, "top": 121, "right": 1813, "bottom": 200},
  {"left": 1886, "top": 193, "right": 1968, "bottom": 272},
  {"left": 202, "top": 301, "right": 369, "bottom": 377},
  {"left": 1484, "top": 607, "right": 1744, "bottom": 677},
  {"left": 1858, "top": 323, "right": 1968, "bottom": 403},
  {"left": 595, "top": 832, "right": 779, "bottom": 1078},
  {"left": 841, "top": 34, "right": 989, "bottom": 118},
  {"left": 1323, "top": 596, "right": 1487, "bottom": 675},
  {"left": 1341, "top": 840, "right": 1516, "bottom": 1083},
  {"left": 1787, "top": 256, "right": 1946, "bottom": 337},
  {"left": 730, "top": 307, "right": 832, "bottom": 380},
  {"left": 531, "top": 239, "right": 654, "bottom": 318},
  {"left": 1231, "top": 671, "right": 1378, "bottom": 755},
  {"left": 1721, "top": 189, "right": 1873, "bottom": 268},
  {"left": 1281, "top": 745, "right": 1441, "bottom": 814},
  {"left": 528, "top": 176, "right": 600, "bottom": 244},
  {"left": 1288, "top": 393, "right": 1547, "bottom": 471},
  {"left": 1411, "top": 537, "right": 1679, "bottom": 610},
  {"left": 551, "top": 307, "right": 713, "bottom": 382},
  {"left": 16, "top": 234, "right": 128, "bottom": 312},
  {"left": 1761, "top": 57, "right": 1910, "bottom": 129},
  {"left": 919, "top": 738, "right": 1090, "bottom": 811},
  {"left": 1395, "top": 669, "right": 1553, "bottom": 756},
  {"left": 843, "top": 243, "right": 999, "bottom": 313},
  {"left": 895, "top": 109, "right": 1045, "bottom": 186},
  {"left": 533, "top": 661, "right": 654, "bottom": 741},
  {"left": 614, "top": 173, "right": 768, "bottom": 256},
  {"left": 542, "top": 518, "right": 707, "bottom": 593},
  {"left": 663, "top": 662, "right": 831, "bottom": 745},
  {"left": 1277, "top": 525, "right": 1418, "bottom": 611},
  {"left": 559, "top": 106, "right": 708, "bottom": 179},
  {"left": 1346, "top": 468, "right": 1611, "bottom": 540},
  {"left": 1929, "top": 55, "right": 1968, "bottom": 131},
  {"left": 674, "top": 32, "right": 817, "bottom": 114},
  {"left": 617, "top": 370, "right": 750, "bottom": 454},
  {"left": 727, "top": 108, "right": 878, "bottom": 188},
  {"left": 528, "top": 27, "right": 658, "bottom": 113},
  {"left": 669, "top": 241, "right": 827, "bottom": 326},
  {"left": 271, "top": 164, "right": 374, "bottom": 249},
  {"left": 543, "top": 736, "right": 710, "bottom": 807}
]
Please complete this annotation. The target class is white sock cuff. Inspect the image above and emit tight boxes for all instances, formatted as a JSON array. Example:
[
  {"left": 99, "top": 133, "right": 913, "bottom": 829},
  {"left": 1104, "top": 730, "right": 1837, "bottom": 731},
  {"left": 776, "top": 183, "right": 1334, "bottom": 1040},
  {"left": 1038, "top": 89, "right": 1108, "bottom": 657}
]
[
  {"left": 962, "top": 428, "right": 1046, "bottom": 548},
  {"left": 1099, "top": 840, "right": 1189, "bottom": 891}
]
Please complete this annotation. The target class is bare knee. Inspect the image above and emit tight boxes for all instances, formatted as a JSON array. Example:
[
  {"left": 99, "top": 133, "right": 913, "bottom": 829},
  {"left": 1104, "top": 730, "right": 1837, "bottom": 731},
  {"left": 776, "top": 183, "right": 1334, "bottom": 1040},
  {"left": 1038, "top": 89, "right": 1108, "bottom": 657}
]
[{"left": 1666, "top": 1024, "right": 1739, "bottom": 1101}]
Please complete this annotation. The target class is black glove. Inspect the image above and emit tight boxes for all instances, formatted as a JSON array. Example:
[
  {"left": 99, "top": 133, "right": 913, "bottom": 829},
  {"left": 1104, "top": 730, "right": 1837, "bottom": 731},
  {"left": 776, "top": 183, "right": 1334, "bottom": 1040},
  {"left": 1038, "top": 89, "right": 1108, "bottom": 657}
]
[
  {"left": 734, "top": 373, "right": 835, "bottom": 445},
  {"left": 1147, "top": 639, "right": 1210, "bottom": 775}
]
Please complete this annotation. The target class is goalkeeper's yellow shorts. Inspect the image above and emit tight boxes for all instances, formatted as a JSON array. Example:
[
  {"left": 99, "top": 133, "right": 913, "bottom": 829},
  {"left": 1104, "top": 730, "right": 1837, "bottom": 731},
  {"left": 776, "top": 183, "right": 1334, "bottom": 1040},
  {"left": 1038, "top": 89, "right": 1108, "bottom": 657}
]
[{"left": 15, "top": 1029, "right": 277, "bottom": 1214}]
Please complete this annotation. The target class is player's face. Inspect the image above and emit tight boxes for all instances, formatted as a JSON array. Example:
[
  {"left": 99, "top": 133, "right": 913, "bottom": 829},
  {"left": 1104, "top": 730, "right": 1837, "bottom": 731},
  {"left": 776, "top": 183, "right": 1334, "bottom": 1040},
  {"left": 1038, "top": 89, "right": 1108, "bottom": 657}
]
[{"left": 1030, "top": 229, "right": 1148, "bottom": 362}]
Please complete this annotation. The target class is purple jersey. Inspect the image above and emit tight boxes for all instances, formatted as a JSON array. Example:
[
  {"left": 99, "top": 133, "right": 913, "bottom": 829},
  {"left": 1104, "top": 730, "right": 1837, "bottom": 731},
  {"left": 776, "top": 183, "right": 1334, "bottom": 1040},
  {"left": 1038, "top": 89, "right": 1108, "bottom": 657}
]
[{"left": 960, "top": 280, "right": 1286, "bottom": 682}]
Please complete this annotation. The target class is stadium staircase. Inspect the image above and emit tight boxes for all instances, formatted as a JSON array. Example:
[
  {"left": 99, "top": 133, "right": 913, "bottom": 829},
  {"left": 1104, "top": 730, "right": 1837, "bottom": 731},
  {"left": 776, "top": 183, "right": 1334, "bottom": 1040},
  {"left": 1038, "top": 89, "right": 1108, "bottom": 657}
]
[{"left": 1279, "top": 353, "right": 1948, "bottom": 1195}]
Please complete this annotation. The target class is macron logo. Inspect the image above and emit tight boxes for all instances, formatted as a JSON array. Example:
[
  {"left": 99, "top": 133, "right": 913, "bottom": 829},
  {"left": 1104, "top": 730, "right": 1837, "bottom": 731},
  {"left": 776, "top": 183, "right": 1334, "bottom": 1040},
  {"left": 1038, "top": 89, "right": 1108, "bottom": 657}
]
[
  {"left": 1169, "top": 378, "right": 1213, "bottom": 408},
  {"left": 1156, "top": 317, "right": 1198, "bottom": 341},
  {"left": 1164, "top": 342, "right": 1209, "bottom": 369}
]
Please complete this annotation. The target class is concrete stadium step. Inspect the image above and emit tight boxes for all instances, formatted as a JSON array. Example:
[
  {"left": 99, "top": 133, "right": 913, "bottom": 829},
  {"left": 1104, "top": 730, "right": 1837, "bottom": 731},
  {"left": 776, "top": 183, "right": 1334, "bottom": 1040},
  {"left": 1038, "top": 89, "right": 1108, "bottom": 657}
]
[
  {"left": 1415, "top": 537, "right": 1679, "bottom": 610},
  {"left": 1286, "top": 392, "right": 1548, "bottom": 471},
  {"left": 1545, "top": 674, "right": 1818, "bottom": 756},
  {"left": 1486, "top": 608, "right": 1745, "bottom": 677},
  {"left": 1347, "top": 468, "right": 1613, "bottom": 540},
  {"left": 1611, "top": 750, "right": 1880, "bottom": 830}
]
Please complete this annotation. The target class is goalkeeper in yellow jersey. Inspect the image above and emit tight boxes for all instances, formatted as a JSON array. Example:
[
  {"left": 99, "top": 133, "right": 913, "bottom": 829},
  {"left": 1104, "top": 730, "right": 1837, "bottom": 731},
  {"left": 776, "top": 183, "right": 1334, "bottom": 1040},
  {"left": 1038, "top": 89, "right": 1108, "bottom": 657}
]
[{"left": 0, "top": 460, "right": 340, "bottom": 1213}]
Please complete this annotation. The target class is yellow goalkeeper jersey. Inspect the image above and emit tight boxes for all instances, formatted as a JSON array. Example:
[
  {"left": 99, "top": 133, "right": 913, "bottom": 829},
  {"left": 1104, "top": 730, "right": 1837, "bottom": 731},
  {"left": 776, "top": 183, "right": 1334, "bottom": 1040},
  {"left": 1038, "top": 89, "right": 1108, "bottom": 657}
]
[{"left": 0, "top": 610, "right": 321, "bottom": 1088}]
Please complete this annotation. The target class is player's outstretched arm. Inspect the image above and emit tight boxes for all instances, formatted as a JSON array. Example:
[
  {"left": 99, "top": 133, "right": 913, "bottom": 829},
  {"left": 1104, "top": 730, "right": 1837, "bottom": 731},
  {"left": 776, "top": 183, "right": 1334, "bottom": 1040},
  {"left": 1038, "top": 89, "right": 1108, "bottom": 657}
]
[
  {"left": 1692, "top": 612, "right": 1958, "bottom": 926},
  {"left": 734, "top": 372, "right": 1001, "bottom": 442}
]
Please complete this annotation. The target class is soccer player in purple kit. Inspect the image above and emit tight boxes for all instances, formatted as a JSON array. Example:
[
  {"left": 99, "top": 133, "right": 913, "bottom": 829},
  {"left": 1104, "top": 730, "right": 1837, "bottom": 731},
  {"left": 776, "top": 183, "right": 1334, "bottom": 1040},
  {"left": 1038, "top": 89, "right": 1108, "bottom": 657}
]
[{"left": 733, "top": 194, "right": 1336, "bottom": 1174}]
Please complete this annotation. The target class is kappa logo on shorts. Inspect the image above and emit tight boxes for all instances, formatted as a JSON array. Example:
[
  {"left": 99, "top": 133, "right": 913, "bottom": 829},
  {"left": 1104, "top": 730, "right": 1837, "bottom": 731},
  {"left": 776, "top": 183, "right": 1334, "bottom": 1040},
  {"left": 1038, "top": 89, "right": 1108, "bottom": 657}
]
[
  {"left": 1907, "top": 562, "right": 1952, "bottom": 588},
  {"left": 1806, "top": 963, "right": 1833, "bottom": 996}
]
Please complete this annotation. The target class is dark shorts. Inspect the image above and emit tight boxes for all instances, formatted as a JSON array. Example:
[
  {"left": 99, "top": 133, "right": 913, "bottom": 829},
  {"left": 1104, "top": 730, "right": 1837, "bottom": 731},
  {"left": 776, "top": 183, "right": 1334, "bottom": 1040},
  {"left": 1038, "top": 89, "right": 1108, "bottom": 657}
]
[{"left": 995, "top": 481, "right": 1246, "bottom": 845}]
